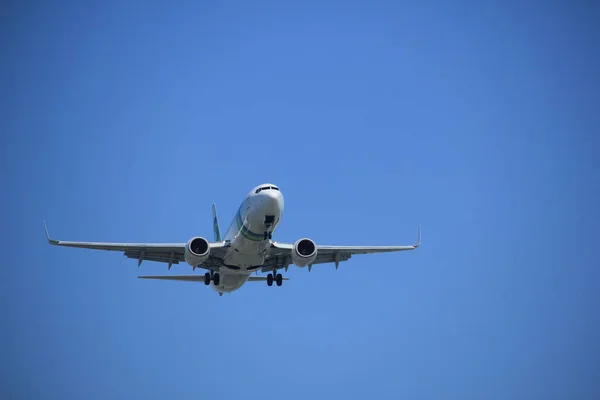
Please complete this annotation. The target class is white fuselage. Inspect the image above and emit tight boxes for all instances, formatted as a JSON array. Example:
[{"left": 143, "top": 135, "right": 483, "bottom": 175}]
[{"left": 210, "top": 184, "right": 284, "bottom": 294}]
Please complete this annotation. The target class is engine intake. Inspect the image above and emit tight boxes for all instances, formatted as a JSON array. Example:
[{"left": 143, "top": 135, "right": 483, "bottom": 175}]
[
  {"left": 292, "top": 238, "right": 317, "bottom": 267},
  {"left": 184, "top": 236, "right": 211, "bottom": 266}
]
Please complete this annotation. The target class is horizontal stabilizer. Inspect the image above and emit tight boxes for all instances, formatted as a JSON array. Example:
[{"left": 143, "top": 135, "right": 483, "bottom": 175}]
[
  {"left": 248, "top": 276, "right": 289, "bottom": 282},
  {"left": 139, "top": 275, "right": 204, "bottom": 282}
]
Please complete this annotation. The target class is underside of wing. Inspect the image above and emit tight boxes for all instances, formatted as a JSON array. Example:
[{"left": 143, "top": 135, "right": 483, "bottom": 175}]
[
  {"left": 44, "top": 221, "right": 228, "bottom": 270},
  {"left": 261, "top": 225, "right": 421, "bottom": 272}
]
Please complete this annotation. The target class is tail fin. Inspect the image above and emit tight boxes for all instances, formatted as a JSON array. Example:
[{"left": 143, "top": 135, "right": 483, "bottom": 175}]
[{"left": 212, "top": 203, "right": 222, "bottom": 242}]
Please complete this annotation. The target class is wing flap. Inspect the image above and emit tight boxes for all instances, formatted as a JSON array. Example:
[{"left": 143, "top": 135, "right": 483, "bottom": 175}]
[
  {"left": 124, "top": 250, "right": 183, "bottom": 265},
  {"left": 261, "top": 252, "right": 351, "bottom": 272}
]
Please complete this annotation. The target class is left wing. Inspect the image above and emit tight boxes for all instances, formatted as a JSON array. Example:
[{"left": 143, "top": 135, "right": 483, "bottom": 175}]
[
  {"left": 262, "top": 225, "right": 421, "bottom": 272},
  {"left": 43, "top": 221, "right": 228, "bottom": 270}
]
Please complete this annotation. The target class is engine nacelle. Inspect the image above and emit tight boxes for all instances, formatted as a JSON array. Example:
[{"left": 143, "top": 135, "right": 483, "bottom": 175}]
[
  {"left": 184, "top": 236, "right": 211, "bottom": 266},
  {"left": 292, "top": 238, "right": 317, "bottom": 267}
]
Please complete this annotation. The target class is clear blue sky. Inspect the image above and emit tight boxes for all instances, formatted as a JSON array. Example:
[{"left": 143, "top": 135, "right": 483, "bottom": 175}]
[{"left": 2, "top": 1, "right": 599, "bottom": 399}]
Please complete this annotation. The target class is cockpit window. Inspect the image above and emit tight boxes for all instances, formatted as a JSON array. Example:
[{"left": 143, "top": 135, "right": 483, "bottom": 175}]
[
  {"left": 255, "top": 186, "right": 279, "bottom": 194},
  {"left": 255, "top": 186, "right": 271, "bottom": 194}
]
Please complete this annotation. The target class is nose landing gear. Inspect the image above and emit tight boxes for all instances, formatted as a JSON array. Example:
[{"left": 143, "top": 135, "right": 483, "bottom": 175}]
[
  {"left": 264, "top": 215, "right": 275, "bottom": 240},
  {"left": 264, "top": 215, "right": 275, "bottom": 225}
]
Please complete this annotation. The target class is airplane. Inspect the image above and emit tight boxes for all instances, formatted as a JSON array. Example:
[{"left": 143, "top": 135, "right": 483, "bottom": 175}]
[{"left": 44, "top": 183, "right": 421, "bottom": 296}]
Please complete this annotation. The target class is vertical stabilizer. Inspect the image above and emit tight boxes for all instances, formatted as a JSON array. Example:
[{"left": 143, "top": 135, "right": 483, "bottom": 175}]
[{"left": 212, "top": 203, "right": 222, "bottom": 242}]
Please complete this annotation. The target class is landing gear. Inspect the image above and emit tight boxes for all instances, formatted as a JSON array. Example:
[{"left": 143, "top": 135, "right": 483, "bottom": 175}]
[
  {"left": 263, "top": 232, "right": 272, "bottom": 240},
  {"left": 204, "top": 271, "right": 220, "bottom": 286},
  {"left": 266, "top": 271, "right": 283, "bottom": 287}
]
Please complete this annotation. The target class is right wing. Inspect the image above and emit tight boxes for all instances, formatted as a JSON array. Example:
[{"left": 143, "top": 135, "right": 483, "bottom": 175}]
[
  {"left": 43, "top": 222, "right": 228, "bottom": 270},
  {"left": 262, "top": 225, "right": 421, "bottom": 271}
]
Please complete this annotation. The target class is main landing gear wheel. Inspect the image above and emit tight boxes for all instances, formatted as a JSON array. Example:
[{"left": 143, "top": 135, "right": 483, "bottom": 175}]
[
  {"left": 266, "top": 273, "right": 284, "bottom": 287},
  {"left": 205, "top": 272, "right": 220, "bottom": 285}
]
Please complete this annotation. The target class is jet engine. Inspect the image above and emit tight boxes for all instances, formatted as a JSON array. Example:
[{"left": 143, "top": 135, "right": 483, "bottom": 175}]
[
  {"left": 292, "top": 238, "right": 317, "bottom": 267},
  {"left": 184, "top": 236, "right": 211, "bottom": 266}
]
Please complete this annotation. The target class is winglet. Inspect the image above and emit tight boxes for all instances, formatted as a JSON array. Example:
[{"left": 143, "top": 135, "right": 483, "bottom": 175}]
[
  {"left": 43, "top": 221, "right": 59, "bottom": 245},
  {"left": 414, "top": 224, "right": 421, "bottom": 248}
]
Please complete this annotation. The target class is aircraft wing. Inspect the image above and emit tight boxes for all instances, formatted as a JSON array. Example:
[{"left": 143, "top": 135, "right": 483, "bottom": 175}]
[
  {"left": 43, "top": 222, "right": 228, "bottom": 270},
  {"left": 261, "top": 225, "right": 421, "bottom": 272}
]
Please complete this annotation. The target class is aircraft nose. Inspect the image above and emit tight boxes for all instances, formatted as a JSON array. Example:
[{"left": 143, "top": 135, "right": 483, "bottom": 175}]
[{"left": 260, "top": 189, "right": 284, "bottom": 213}]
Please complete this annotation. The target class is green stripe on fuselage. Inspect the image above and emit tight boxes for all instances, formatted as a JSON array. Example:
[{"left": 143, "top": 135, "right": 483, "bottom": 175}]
[{"left": 235, "top": 210, "right": 264, "bottom": 242}]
